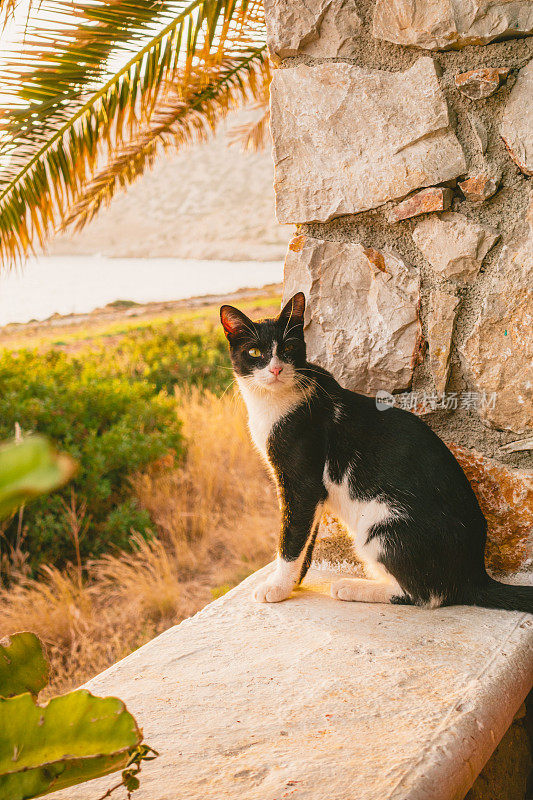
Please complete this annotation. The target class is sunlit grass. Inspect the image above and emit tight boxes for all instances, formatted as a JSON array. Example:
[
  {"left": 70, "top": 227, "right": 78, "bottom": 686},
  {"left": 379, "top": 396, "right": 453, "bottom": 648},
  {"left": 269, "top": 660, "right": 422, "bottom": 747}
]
[{"left": 0, "top": 389, "right": 278, "bottom": 696}]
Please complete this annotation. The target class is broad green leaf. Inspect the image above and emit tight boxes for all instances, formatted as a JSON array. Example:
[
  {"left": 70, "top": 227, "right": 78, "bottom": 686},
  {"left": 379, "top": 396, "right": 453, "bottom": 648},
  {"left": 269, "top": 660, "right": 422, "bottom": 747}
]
[
  {"left": 0, "top": 436, "right": 76, "bottom": 520},
  {"left": 0, "top": 633, "right": 49, "bottom": 699},
  {"left": 0, "top": 690, "right": 143, "bottom": 800}
]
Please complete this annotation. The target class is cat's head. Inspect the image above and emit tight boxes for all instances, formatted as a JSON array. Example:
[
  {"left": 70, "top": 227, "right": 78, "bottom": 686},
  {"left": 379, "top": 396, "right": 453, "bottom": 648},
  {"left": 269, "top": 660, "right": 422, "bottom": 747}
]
[{"left": 220, "top": 293, "right": 306, "bottom": 394}]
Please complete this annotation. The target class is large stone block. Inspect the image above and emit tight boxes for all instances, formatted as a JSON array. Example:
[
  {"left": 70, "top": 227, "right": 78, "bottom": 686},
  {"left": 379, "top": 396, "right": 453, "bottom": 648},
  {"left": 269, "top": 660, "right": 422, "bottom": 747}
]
[
  {"left": 459, "top": 206, "right": 533, "bottom": 434},
  {"left": 412, "top": 212, "right": 499, "bottom": 285},
  {"left": 373, "top": 0, "right": 533, "bottom": 50},
  {"left": 264, "top": 0, "right": 361, "bottom": 60},
  {"left": 447, "top": 443, "right": 533, "bottom": 575},
  {"left": 283, "top": 235, "right": 421, "bottom": 393},
  {"left": 270, "top": 58, "right": 466, "bottom": 224},
  {"left": 501, "top": 58, "right": 533, "bottom": 176}
]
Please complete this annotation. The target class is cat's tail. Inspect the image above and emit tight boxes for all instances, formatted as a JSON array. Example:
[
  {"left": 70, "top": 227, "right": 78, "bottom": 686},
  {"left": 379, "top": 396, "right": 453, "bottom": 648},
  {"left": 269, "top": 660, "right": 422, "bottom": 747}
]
[{"left": 470, "top": 576, "right": 533, "bottom": 614}]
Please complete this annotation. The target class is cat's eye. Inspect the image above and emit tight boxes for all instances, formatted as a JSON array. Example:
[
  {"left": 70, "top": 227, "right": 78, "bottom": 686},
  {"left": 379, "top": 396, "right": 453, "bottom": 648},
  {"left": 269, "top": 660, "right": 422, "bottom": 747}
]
[{"left": 248, "top": 347, "right": 261, "bottom": 358}]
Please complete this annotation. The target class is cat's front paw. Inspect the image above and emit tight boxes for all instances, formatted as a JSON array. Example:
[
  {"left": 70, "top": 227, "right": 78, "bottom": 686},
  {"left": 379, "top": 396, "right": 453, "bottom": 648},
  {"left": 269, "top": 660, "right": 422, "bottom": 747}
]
[
  {"left": 331, "top": 578, "right": 359, "bottom": 601},
  {"left": 253, "top": 577, "right": 292, "bottom": 603}
]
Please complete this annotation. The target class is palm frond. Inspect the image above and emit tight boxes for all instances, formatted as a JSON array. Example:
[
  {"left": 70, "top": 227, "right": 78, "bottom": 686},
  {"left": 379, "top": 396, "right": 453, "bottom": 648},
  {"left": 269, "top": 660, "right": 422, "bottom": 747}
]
[
  {"left": 64, "top": 47, "right": 269, "bottom": 230},
  {"left": 228, "top": 96, "right": 270, "bottom": 152},
  {"left": 0, "top": 0, "right": 267, "bottom": 268},
  {"left": 0, "top": 0, "right": 18, "bottom": 28},
  {"left": 0, "top": 0, "right": 192, "bottom": 140}
]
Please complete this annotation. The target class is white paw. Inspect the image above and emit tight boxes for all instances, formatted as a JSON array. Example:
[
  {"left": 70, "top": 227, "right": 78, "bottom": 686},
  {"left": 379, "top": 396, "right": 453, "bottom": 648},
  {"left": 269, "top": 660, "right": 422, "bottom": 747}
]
[
  {"left": 254, "top": 577, "right": 292, "bottom": 603},
  {"left": 331, "top": 578, "right": 359, "bottom": 602}
]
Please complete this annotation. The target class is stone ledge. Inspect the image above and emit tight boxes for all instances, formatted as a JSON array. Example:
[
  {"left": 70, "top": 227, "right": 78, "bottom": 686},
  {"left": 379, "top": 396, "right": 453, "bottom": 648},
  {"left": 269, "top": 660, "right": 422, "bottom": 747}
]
[{"left": 53, "top": 565, "right": 533, "bottom": 800}]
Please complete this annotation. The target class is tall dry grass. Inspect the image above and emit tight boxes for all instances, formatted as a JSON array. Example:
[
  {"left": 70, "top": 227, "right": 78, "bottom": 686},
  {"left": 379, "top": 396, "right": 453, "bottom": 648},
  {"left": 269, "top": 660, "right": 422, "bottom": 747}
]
[{"left": 0, "top": 389, "right": 278, "bottom": 696}]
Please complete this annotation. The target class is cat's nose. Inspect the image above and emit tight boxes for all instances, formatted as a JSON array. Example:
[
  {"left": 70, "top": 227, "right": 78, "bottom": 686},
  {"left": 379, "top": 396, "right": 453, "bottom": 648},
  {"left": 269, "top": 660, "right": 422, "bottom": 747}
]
[{"left": 270, "top": 364, "right": 283, "bottom": 377}]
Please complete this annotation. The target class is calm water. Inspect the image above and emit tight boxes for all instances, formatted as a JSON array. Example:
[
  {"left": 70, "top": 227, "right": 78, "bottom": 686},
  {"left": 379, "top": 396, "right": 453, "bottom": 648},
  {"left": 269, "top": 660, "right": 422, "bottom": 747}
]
[{"left": 0, "top": 256, "right": 284, "bottom": 327}]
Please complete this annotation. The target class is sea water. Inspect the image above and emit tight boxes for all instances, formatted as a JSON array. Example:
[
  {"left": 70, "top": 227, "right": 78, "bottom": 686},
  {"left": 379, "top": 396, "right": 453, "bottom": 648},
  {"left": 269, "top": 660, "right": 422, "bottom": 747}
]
[{"left": 0, "top": 256, "right": 284, "bottom": 326}]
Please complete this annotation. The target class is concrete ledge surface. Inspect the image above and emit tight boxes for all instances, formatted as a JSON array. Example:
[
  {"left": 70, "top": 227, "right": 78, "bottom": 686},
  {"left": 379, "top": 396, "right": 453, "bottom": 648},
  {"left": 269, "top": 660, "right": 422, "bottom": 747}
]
[{"left": 53, "top": 565, "right": 533, "bottom": 800}]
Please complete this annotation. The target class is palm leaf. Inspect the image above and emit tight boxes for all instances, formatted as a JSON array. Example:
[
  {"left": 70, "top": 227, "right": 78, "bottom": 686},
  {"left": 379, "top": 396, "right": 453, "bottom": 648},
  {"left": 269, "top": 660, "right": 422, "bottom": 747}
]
[
  {"left": 0, "top": 0, "right": 267, "bottom": 268},
  {"left": 0, "top": 0, "right": 18, "bottom": 28},
  {"left": 228, "top": 94, "right": 270, "bottom": 152},
  {"left": 64, "top": 46, "right": 270, "bottom": 230}
]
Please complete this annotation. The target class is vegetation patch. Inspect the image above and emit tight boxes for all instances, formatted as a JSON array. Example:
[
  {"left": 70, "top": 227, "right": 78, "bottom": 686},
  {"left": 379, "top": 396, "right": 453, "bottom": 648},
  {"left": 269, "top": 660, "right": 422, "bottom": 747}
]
[{"left": 0, "top": 318, "right": 233, "bottom": 573}]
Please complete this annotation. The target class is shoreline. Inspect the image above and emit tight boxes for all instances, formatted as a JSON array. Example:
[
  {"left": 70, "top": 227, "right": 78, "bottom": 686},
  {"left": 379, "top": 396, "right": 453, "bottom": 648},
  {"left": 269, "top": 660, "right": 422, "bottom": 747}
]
[{"left": 0, "top": 283, "right": 283, "bottom": 348}]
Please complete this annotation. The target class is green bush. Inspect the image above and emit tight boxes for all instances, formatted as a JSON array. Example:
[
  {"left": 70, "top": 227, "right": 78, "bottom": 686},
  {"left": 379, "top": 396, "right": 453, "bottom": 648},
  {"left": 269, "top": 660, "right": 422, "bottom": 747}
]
[
  {"left": 0, "top": 319, "right": 232, "bottom": 573},
  {"left": 105, "top": 320, "right": 231, "bottom": 394},
  {"left": 0, "top": 348, "right": 181, "bottom": 570}
]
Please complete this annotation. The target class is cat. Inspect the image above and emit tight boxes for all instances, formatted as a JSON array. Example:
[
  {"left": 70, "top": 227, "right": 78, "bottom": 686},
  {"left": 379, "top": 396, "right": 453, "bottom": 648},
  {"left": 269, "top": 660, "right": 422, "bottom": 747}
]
[{"left": 220, "top": 292, "right": 533, "bottom": 613}]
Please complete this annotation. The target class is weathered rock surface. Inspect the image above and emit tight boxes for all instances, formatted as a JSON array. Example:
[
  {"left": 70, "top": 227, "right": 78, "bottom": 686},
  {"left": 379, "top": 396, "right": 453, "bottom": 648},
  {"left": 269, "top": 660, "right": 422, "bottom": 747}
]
[
  {"left": 264, "top": 0, "right": 361, "bottom": 60},
  {"left": 501, "top": 59, "right": 533, "bottom": 176},
  {"left": 271, "top": 58, "right": 466, "bottom": 224},
  {"left": 447, "top": 443, "right": 533, "bottom": 574},
  {"left": 459, "top": 175, "right": 500, "bottom": 203},
  {"left": 50, "top": 566, "right": 533, "bottom": 800},
  {"left": 459, "top": 211, "right": 533, "bottom": 434},
  {"left": 373, "top": 0, "right": 533, "bottom": 50},
  {"left": 388, "top": 187, "right": 453, "bottom": 223},
  {"left": 468, "top": 114, "right": 489, "bottom": 154},
  {"left": 283, "top": 235, "right": 421, "bottom": 393},
  {"left": 412, "top": 212, "right": 499, "bottom": 284},
  {"left": 427, "top": 291, "right": 460, "bottom": 394},
  {"left": 465, "top": 713, "right": 532, "bottom": 800},
  {"left": 455, "top": 67, "right": 510, "bottom": 100}
]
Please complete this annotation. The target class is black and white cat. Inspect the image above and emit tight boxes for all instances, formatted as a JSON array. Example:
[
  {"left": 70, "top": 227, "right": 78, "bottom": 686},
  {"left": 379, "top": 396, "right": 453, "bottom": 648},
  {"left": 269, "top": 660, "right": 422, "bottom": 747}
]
[{"left": 220, "top": 293, "right": 532, "bottom": 613}]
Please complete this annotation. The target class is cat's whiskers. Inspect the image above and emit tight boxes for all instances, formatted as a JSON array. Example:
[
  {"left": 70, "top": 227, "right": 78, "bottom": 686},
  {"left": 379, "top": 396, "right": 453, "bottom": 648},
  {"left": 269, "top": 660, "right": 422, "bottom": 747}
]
[
  {"left": 218, "top": 378, "right": 237, "bottom": 401},
  {"left": 297, "top": 371, "right": 335, "bottom": 404},
  {"left": 293, "top": 374, "right": 316, "bottom": 418}
]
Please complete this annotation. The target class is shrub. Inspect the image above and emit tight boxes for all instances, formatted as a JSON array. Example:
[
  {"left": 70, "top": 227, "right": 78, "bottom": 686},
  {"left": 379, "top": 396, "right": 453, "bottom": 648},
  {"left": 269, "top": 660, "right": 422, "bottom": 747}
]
[
  {"left": 104, "top": 319, "right": 231, "bottom": 394},
  {"left": 0, "top": 348, "right": 182, "bottom": 571},
  {"left": 0, "top": 315, "right": 235, "bottom": 574}
]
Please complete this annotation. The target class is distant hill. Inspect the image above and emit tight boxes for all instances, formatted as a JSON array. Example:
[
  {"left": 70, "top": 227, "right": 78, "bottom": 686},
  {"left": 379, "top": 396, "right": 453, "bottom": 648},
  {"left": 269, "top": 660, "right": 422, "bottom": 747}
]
[{"left": 50, "top": 120, "right": 291, "bottom": 262}]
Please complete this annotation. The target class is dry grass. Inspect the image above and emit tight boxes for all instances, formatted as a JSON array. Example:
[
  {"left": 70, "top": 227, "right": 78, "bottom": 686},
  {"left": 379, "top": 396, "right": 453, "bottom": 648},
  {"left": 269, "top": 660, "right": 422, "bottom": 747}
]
[{"left": 0, "top": 389, "right": 278, "bottom": 697}]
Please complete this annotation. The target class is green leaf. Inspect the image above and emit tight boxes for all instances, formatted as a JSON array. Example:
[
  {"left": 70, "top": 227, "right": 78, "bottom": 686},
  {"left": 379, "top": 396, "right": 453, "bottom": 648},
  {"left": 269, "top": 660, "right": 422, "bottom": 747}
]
[
  {"left": 0, "top": 690, "right": 143, "bottom": 800},
  {"left": 0, "top": 633, "right": 49, "bottom": 699},
  {"left": 0, "top": 436, "right": 76, "bottom": 520}
]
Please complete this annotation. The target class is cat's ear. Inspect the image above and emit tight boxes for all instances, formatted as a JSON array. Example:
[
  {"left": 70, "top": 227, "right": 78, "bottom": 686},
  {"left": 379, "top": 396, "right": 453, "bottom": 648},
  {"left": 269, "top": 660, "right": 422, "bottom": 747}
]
[
  {"left": 220, "top": 305, "right": 253, "bottom": 339},
  {"left": 278, "top": 292, "right": 306, "bottom": 328}
]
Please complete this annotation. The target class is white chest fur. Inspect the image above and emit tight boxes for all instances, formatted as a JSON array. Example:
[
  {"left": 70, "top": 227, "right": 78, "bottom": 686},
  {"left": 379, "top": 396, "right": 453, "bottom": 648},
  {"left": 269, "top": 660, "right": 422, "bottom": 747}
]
[{"left": 237, "top": 378, "right": 303, "bottom": 461}]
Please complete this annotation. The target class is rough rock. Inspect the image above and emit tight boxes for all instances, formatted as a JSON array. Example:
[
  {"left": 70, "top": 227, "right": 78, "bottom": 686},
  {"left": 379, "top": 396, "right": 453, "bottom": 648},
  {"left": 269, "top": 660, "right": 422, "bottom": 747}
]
[
  {"left": 465, "top": 715, "right": 532, "bottom": 800},
  {"left": 270, "top": 58, "right": 466, "bottom": 224},
  {"left": 468, "top": 114, "right": 489, "bottom": 154},
  {"left": 447, "top": 443, "right": 533, "bottom": 574},
  {"left": 454, "top": 68, "right": 510, "bottom": 100},
  {"left": 501, "top": 59, "right": 533, "bottom": 176},
  {"left": 459, "top": 209, "right": 533, "bottom": 434},
  {"left": 283, "top": 235, "right": 421, "bottom": 393},
  {"left": 264, "top": 0, "right": 361, "bottom": 60},
  {"left": 498, "top": 435, "right": 533, "bottom": 455},
  {"left": 372, "top": 0, "right": 533, "bottom": 50},
  {"left": 412, "top": 212, "right": 499, "bottom": 284},
  {"left": 388, "top": 187, "right": 453, "bottom": 223},
  {"left": 427, "top": 291, "right": 460, "bottom": 394},
  {"left": 459, "top": 175, "right": 500, "bottom": 203}
]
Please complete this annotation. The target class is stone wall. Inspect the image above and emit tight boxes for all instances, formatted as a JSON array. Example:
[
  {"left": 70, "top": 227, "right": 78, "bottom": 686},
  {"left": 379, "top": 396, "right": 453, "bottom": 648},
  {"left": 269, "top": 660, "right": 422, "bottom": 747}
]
[{"left": 264, "top": 0, "right": 533, "bottom": 573}]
